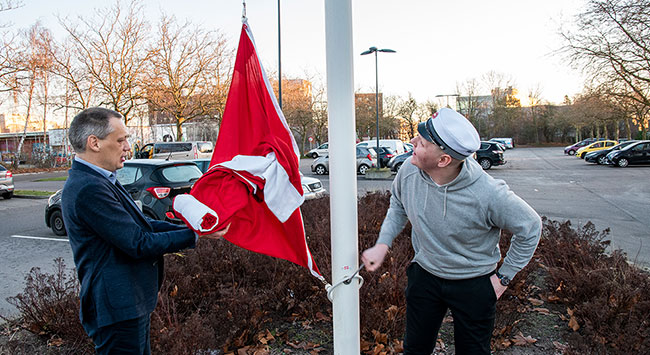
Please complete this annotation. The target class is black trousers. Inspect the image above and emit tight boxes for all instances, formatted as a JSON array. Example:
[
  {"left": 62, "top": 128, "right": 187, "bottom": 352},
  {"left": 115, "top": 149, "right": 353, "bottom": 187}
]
[
  {"left": 404, "top": 262, "right": 496, "bottom": 355},
  {"left": 91, "top": 314, "right": 151, "bottom": 355}
]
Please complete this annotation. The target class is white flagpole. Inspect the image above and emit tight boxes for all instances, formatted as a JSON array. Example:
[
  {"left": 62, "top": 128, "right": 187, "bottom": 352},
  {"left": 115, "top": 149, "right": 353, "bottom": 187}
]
[{"left": 324, "top": 0, "right": 361, "bottom": 353}]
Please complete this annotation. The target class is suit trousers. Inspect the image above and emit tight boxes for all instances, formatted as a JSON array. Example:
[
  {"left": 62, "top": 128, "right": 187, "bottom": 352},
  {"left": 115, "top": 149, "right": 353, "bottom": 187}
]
[
  {"left": 91, "top": 314, "right": 151, "bottom": 355},
  {"left": 403, "top": 262, "right": 496, "bottom": 355}
]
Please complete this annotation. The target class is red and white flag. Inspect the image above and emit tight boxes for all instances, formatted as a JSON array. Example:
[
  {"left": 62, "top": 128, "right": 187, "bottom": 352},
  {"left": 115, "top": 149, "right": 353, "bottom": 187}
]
[{"left": 173, "top": 20, "right": 321, "bottom": 278}]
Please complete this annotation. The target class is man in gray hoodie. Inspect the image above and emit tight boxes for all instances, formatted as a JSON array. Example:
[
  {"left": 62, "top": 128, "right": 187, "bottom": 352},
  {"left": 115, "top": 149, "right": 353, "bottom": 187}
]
[{"left": 362, "top": 108, "right": 542, "bottom": 355}]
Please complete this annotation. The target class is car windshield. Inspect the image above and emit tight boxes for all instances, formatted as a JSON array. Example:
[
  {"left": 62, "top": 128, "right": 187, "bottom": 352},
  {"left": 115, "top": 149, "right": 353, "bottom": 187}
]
[{"left": 160, "top": 164, "right": 203, "bottom": 182}]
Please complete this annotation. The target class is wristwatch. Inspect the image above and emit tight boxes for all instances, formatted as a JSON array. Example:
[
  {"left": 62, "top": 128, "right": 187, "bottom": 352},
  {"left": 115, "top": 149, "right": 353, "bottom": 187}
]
[{"left": 495, "top": 271, "right": 510, "bottom": 286}]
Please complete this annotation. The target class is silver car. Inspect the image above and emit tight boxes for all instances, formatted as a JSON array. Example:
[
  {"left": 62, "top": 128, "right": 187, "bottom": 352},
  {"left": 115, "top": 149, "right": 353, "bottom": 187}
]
[
  {"left": 310, "top": 147, "right": 377, "bottom": 175},
  {"left": 0, "top": 165, "right": 14, "bottom": 199},
  {"left": 301, "top": 175, "right": 326, "bottom": 200}
]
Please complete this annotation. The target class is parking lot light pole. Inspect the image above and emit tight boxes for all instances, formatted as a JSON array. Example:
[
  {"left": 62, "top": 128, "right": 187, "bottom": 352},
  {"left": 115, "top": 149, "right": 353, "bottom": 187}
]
[
  {"left": 361, "top": 46, "right": 395, "bottom": 168},
  {"left": 435, "top": 93, "right": 459, "bottom": 109}
]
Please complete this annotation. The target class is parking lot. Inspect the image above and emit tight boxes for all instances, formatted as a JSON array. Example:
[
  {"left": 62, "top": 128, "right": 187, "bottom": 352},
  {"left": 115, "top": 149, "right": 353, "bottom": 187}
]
[{"left": 302, "top": 147, "right": 650, "bottom": 269}]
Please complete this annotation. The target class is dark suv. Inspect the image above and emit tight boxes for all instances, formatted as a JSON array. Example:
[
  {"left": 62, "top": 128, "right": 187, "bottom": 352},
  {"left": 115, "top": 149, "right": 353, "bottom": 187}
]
[
  {"left": 45, "top": 159, "right": 203, "bottom": 236},
  {"left": 474, "top": 141, "right": 506, "bottom": 170}
]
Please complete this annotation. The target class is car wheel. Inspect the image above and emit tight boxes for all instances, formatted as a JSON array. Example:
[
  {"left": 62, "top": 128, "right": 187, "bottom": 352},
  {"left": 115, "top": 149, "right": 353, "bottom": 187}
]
[
  {"left": 358, "top": 164, "right": 369, "bottom": 175},
  {"left": 311, "top": 152, "right": 319, "bottom": 159},
  {"left": 479, "top": 158, "right": 492, "bottom": 170},
  {"left": 597, "top": 156, "right": 607, "bottom": 165},
  {"left": 315, "top": 165, "right": 327, "bottom": 175},
  {"left": 617, "top": 158, "right": 629, "bottom": 167},
  {"left": 568, "top": 149, "right": 575, "bottom": 156},
  {"left": 394, "top": 162, "right": 403, "bottom": 172},
  {"left": 49, "top": 210, "right": 67, "bottom": 236},
  {"left": 3, "top": 191, "right": 13, "bottom": 199}
]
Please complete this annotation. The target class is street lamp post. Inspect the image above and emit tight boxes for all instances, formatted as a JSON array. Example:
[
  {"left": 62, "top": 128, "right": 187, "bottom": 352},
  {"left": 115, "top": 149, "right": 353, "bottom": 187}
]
[
  {"left": 435, "top": 93, "right": 460, "bottom": 109},
  {"left": 361, "top": 46, "right": 395, "bottom": 168}
]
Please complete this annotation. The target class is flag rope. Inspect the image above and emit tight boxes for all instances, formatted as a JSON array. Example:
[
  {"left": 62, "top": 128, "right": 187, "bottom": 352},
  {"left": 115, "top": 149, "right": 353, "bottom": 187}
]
[
  {"left": 241, "top": 0, "right": 246, "bottom": 20},
  {"left": 325, "top": 274, "right": 364, "bottom": 302}
]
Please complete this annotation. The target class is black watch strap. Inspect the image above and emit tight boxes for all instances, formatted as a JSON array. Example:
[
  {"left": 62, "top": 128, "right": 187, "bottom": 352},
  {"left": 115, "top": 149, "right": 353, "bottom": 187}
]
[{"left": 495, "top": 271, "right": 510, "bottom": 286}]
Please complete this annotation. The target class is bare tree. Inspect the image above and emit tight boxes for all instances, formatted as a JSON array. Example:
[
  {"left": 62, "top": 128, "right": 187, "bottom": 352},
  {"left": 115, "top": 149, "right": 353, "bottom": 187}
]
[
  {"left": 59, "top": 0, "right": 151, "bottom": 124},
  {"left": 0, "top": 32, "right": 19, "bottom": 94},
  {"left": 456, "top": 78, "right": 484, "bottom": 137},
  {"left": 14, "top": 23, "right": 52, "bottom": 167},
  {"left": 47, "top": 36, "right": 97, "bottom": 111},
  {"left": 144, "top": 14, "right": 232, "bottom": 141},
  {"left": 562, "top": 0, "right": 650, "bottom": 139},
  {"left": 310, "top": 79, "right": 328, "bottom": 146},
  {"left": 396, "top": 93, "right": 419, "bottom": 140},
  {"left": 528, "top": 85, "right": 544, "bottom": 144},
  {"left": 0, "top": 0, "right": 22, "bottom": 28}
]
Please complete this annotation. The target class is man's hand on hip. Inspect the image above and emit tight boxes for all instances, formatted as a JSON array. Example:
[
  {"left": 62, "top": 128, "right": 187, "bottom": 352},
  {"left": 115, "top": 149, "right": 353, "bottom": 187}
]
[
  {"left": 361, "top": 243, "right": 389, "bottom": 272},
  {"left": 489, "top": 274, "right": 508, "bottom": 299}
]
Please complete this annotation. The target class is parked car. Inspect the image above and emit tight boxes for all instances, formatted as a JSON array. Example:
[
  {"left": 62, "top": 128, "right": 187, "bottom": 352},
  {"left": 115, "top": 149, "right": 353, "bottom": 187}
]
[
  {"left": 584, "top": 141, "right": 637, "bottom": 164},
  {"left": 301, "top": 175, "right": 326, "bottom": 200},
  {"left": 375, "top": 146, "right": 395, "bottom": 168},
  {"left": 45, "top": 160, "right": 204, "bottom": 236},
  {"left": 576, "top": 140, "right": 618, "bottom": 158},
  {"left": 489, "top": 137, "right": 514, "bottom": 149},
  {"left": 357, "top": 139, "right": 407, "bottom": 155},
  {"left": 191, "top": 158, "right": 326, "bottom": 200},
  {"left": 387, "top": 150, "right": 413, "bottom": 172},
  {"left": 605, "top": 140, "right": 650, "bottom": 167},
  {"left": 474, "top": 141, "right": 506, "bottom": 170},
  {"left": 0, "top": 165, "right": 14, "bottom": 199},
  {"left": 404, "top": 142, "right": 413, "bottom": 152},
  {"left": 311, "top": 147, "right": 377, "bottom": 175},
  {"left": 45, "top": 189, "right": 66, "bottom": 235},
  {"left": 564, "top": 138, "right": 606, "bottom": 155},
  {"left": 135, "top": 141, "right": 214, "bottom": 160},
  {"left": 307, "top": 142, "right": 329, "bottom": 158}
]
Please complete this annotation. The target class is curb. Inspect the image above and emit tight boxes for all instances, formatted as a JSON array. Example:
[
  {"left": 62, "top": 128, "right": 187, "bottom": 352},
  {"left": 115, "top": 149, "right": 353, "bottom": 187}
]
[{"left": 13, "top": 194, "right": 50, "bottom": 200}]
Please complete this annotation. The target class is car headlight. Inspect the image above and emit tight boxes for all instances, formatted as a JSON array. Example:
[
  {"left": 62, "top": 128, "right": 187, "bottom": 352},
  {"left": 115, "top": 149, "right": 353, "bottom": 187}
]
[{"left": 302, "top": 184, "right": 311, "bottom": 192}]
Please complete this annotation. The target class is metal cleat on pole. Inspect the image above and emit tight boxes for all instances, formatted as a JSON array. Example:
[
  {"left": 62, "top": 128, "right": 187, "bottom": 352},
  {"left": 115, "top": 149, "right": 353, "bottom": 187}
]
[{"left": 325, "top": 263, "right": 365, "bottom": 302}]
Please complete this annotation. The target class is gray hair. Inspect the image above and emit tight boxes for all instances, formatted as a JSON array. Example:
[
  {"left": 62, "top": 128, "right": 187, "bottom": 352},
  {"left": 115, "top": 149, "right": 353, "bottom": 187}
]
[{"left": 69, "top": 107, "right": 122, "bottom": 153}]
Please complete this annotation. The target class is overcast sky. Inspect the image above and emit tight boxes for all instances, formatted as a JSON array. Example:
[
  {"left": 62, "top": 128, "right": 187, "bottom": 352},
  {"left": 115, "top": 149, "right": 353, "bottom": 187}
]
[{"left": 9, "top": 0, "right": 587, "bottom": 107}]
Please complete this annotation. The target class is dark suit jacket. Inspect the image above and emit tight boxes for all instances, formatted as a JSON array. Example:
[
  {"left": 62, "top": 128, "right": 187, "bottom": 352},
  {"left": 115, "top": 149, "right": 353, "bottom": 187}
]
[{"left": 62, "top": 161, "right": 196, "bottom": 334}]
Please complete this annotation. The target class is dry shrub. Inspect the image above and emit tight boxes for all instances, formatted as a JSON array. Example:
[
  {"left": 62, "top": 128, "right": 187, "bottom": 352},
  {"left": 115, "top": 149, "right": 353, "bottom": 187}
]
[
  {"left": 539, "top": 218, "right": 650, "bottom": 354},
  {"left": 3, "top": 258, "right": 93, "bottom": 353},
  {"left": 7, "top": 195, "right": 650, "bottom": 354}
]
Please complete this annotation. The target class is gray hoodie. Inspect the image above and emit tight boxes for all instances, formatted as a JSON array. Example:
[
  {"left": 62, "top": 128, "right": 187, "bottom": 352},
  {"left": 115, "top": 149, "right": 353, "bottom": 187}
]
[{"left": 377, "top": 157, "right": 541, "bottom": 280}]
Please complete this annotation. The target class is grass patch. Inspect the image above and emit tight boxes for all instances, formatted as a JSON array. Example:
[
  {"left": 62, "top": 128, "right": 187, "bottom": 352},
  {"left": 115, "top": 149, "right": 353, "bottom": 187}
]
[
  {"left": 14, "top": 190, "right": 54, "bottom": 196},
  {"left": 34, "top": 176, "right": 67, "bottom": 182}
]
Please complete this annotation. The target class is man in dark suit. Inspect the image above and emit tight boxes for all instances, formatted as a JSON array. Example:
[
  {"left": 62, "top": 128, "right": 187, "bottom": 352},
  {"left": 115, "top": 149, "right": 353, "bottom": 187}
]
[{"left": 62, "top": 107, "right": 226, "bottom": 354}]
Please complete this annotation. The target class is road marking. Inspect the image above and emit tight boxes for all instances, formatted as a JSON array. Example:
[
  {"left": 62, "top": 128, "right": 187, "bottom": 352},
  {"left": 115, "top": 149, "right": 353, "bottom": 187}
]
[{"left": 10, "top": 235, "right": 69, "bottom": 242}]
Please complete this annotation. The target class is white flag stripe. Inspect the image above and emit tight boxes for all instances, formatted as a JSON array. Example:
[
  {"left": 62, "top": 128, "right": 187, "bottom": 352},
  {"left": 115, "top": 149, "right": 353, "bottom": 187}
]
[{"left": 10, "top": 235, "right": 69, "bottom": 242}]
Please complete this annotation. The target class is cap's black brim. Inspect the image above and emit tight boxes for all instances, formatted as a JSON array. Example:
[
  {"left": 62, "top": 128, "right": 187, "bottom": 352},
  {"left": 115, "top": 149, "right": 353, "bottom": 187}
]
[{"left": 417, "top": 122, "right": 433, "bottom": 143}]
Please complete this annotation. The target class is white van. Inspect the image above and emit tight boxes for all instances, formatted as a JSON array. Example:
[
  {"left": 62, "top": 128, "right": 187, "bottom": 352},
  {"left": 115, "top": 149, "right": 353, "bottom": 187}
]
[
  {"left": 356, "top": 139, "right": 406, "bottom": 155},
  {"left": 135, "top": 141, "right": 214, "bottom": 160}
]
